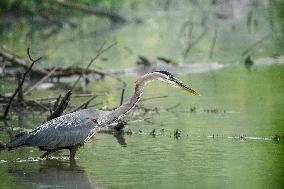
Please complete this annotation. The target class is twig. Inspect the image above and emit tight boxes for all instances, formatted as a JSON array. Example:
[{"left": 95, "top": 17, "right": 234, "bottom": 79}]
[
  {"left": 28, "top": 100, "right": 51, "bottom": 111},
  {"left": 52, "top": 94, "right": 61, "bottom": 111},
  {"left": 140, "top": 95, "right": 168, "bottom": 102},
  {"left": 120, "top": 88, "right": 125, "bottom": 106},
  {"left": 16, "top": 72, "right": 24, "bottom": 102},
  {"left": 166, "top": 103, "right": 181, "bottom": 111},
  {"left": 208, "top": 27, "right": 218, "bottom": 59},
  {"left": 69, "top": 94, "right": 98, "bottom": 113},
  {"left": 86, "top": 102, "right": 103, "bottom": 108},
  {"left": 71, "top": 41, "right": 117, "bottom": 90},
  {"left": 3, "top": 48, "right": 42, "bottom": 119},
  {"left": 182, "top": 14, "right": 209, "bottom": 58},
  {"left": 104, "top": 73, "right": 127, "bottom": 106},
  {"left": 47, "top": 90, "right": 72, "bottom": 121},
  {"left": 35, "top": 93, "right": 104, "bottom": 101},
  {"left": 95, "top": 70, "right": 127, "bottom": 92},
  {"left": 0, "top": 50, "right": 47, "bottom": 75},
  {"left": 182, "top": 22, "right": 194, "bottom": 57},
  {"left": 24, "top": 67, "right": 58, "bottom": 95},
  {"left": 241, "top": 34, "right": 271, "bottom": 58},
  {"left": 183, "top": 26, "right": 207, "bottom": 58}
]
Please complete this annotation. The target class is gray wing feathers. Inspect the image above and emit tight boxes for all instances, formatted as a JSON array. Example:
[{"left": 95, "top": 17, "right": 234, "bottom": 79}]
[
  {"left": 6, "top": 133, "right": 30, "bottom": 149},
  {"left": 7, "top": 109, "right": 104, "bottom": 150}
]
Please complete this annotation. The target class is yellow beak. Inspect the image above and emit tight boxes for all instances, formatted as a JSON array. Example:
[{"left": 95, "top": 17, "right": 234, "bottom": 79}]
[{"left": 173, "top": 78, "right": 201, "bottom": 96}]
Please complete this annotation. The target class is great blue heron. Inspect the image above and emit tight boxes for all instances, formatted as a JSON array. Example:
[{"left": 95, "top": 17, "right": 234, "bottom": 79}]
[{"left": 4, "top": 70, "right": 200, "bottom": 160}]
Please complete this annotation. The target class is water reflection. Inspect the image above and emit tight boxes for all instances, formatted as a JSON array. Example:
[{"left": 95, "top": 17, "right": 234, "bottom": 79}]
[{"left": 8, "top": 159, "right": 107, "bottom": 189}]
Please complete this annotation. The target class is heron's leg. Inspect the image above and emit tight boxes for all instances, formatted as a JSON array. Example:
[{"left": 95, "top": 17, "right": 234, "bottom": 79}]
[
  {"left": 69, "top": 146, "right": 79, "bottom": 160},
  {"left": 40, "top": 150, "right": 56, "bottom": 159}
]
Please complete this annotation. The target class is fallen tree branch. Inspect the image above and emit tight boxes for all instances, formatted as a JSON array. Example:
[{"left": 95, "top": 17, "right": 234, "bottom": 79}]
[
  {"left": 1, "top": 50, "right": 106, "bottom": 80},
  {"left": 47, "top": 90, "right": 72, "bottom": 121},
  {"left": 24, "top": 67, "right": 58, "bottom": 95},
  {"left": 69, "top": 94, "right": 98, "bottom": 113},
  {"left": 3, "top": 48, "right": 42, "bottom": 119},
  {"left": 0, "top": 50, "right": 47, "bottom": 75},
  {"left": 35, "top": 93, "right": 104, "bottom": 101},
  {"left": 46, "top": 66, "right": 105, "bottom": 78},
  {"left": 71, "top": 41, "right": 117, "bottom": 90}
]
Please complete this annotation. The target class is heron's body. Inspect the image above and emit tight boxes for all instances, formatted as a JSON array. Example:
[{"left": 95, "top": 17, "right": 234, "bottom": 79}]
[
  {"left": 4, "top": 71, "right": 200, "bottom": 160},
  {"left": 7, "top": 109, "right": 107, "bottom": 150}
]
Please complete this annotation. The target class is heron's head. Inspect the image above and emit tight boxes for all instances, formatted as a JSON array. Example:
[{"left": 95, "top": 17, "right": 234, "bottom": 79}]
[{"left": 153, "top": 70, "right": 200, "bottom": 96}]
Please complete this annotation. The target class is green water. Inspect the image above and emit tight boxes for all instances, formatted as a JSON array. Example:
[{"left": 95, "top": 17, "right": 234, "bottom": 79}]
[
  {"left": 1, "top": 0, "right": 284, "bottom": 188},
  {"left": 1, "top": 66, "right": 284, "bottom": 189}
]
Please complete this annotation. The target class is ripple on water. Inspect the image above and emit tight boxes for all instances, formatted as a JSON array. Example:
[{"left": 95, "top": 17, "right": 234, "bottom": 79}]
[{"left": 0, "top": 159, "right": 7, "bottom": 163}]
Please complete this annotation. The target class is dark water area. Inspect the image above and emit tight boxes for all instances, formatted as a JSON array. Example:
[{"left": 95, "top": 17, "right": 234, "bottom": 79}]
[{"left": 0, "top": 0, "right": 284, "bottom": 188}]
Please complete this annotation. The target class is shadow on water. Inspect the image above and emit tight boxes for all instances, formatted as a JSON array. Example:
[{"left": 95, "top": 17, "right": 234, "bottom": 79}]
[{"left": 8, "top": 159, "right": 108, "bottom": 189}]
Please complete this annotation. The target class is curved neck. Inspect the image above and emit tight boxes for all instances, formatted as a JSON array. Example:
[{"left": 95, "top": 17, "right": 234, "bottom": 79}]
[{"left": 108, "top": 73, "right": 159, "bottom": 123}]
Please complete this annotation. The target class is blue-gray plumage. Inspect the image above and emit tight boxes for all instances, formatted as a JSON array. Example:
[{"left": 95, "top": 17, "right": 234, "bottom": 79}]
[
  {"left": 7, "top": 109, "right": 106, "bottom": 150},
  {"left": 5, "top": 70, "right": 200, "bottom": 160}
]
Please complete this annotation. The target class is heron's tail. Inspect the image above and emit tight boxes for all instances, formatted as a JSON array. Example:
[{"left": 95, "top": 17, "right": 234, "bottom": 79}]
[
  {"left": 0, "top": 142, "right": 6, "bottom": 151},
  {"left": 6, "top": 131, "right": 30, "bottom": 150}
]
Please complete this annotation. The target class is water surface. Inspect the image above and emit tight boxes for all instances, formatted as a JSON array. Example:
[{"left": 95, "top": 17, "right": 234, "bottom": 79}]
[
  {"left": 1, "top": 66, "right": 284, "bottom": 188},
  {"left": 1, "top": 0, "right": 284, "bottom": 188}
]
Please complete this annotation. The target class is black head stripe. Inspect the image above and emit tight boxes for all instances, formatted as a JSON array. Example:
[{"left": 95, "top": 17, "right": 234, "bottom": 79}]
[{"left": 155, "top": 70, "right": 173, "bottom": 77}]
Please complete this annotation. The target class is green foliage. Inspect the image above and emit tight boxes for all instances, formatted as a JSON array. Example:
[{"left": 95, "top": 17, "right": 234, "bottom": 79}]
[
  {"left": 0, "top": 0, "right": 124, "bottom": 13},
  {"left": 0, "top": 0, "right": 16, "bottom": 10},
  {"left": 0, "top": 0, "right": 39, "bottom": 11}
]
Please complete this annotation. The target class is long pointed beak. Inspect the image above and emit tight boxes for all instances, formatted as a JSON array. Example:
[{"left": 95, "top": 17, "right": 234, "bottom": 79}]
[{"left": 172, "top": 78, "right": 201, "bottom": 96}]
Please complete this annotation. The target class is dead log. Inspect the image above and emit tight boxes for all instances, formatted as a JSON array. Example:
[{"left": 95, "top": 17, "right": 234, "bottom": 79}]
[
  {"left": 0, "top": 51, "right": 48, "bottom": 76},
  {"left": 0, "top": 50, "right": 106, "bottom": 80},
  {"left": 47, "top": 90, "right": 72, "bottom": 121},
  {"left": 45, "top": 66, "right": 105, "bottom": 78}
]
